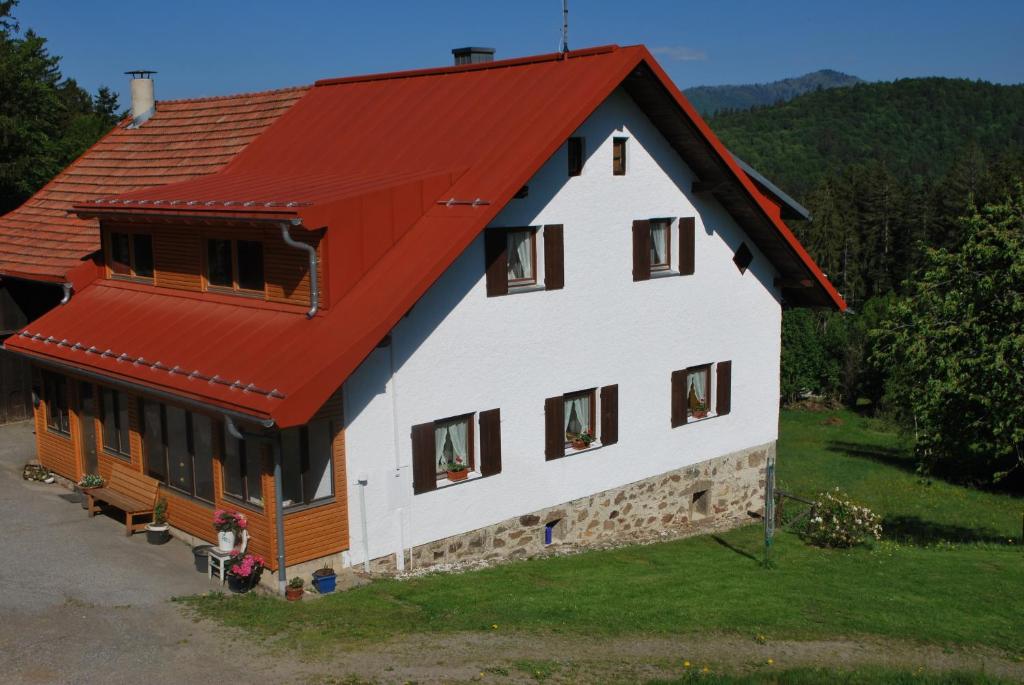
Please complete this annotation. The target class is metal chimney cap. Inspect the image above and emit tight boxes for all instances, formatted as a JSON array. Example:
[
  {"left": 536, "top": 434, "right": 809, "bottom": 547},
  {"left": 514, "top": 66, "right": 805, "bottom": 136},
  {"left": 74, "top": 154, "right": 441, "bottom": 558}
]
[{"left": 124, "top": 70, "right": 157, "bottom": 79}]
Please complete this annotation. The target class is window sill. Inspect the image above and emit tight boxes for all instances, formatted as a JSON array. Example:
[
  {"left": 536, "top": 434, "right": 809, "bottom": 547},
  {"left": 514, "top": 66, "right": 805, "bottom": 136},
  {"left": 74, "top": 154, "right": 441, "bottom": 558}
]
[
  {"left": 506, "top": 282, "right": 545, "bottom": 295},
  {"left": 102, "top": 448, "right": 131, "bottom": 461},
  {"left": 649, "top": 269, "right": 680, "bottom": 279},
  {"left": 283, "top": 496, "right": 335, "bottom": 515},
  {"left": 557, "top": 441, "right": 603, "bottom": 459},
  {"left": 45, "top": 427, "right": 71, "bottom": 440},
  {"left": 221, "top": 494, "right": 265, "bottom": 514},
  {"left": 684, "top": 412, "right": 719, "bottom": 425},
  {"left": 159, "top": 485, "right": 214, "bottom": 508},
  {"left": 434, "top": 470, "right": 487, "bottom": 490}
]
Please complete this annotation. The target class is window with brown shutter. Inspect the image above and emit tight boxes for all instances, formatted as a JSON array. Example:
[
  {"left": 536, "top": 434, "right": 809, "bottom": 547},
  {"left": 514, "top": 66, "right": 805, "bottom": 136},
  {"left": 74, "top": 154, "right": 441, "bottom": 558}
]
[
  {"left": 568, "top": 137, "right": 584, "bottom": 177},
  {"left": 599, "top": 384, "right": 618, "bottom": 445},
  {"left": 679, "top": 217, "right": 695, "bottom": 276},
  {"left": 632, "top": 219, "right": 651, "bottom": 281},
  {"left": 612, "top": 137, "right": 627, "bottom": 175},
  {"left": 478, "top": 408, "right": 502, "bottom": 476},
  {"left": 411, "top": 422, "right": 437, "bottom": 494},
  {"left": 671, "top": 369, "right": 687, "bottom": 428},
  {"left": 543, "top": 224, "right": 564, "bottom": 290},
  {"left": 544, "top": 396, "right": 564, "bottom": 460},
  {"left": 716, "top": 361, "right": 732, "bottom": 415},
  {"left": 484, "top": 230, "right": 509, "bottom": 297}
]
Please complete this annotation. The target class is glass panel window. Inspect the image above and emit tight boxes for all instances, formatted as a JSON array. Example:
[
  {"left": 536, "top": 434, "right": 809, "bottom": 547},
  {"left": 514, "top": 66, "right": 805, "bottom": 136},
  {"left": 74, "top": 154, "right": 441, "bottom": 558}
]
[
  {"left": 281, "top": 420, "right": 335, "bottom": 508},
  {"left": 192, "top": 414, "right": 215, "bottom": 502},
  {"left": 568, "top": 136, "right": 584, "bottom": 177},
  {"left": 206, "top": 239, "right": 233, "bottom": 287},
  {"left": 132, "top": 233, "right": 154, "bottom": 278},
  {"left": 109, "top": 232, "right": 132, "bottom": 275},
  {"left": 142, "top": 400, "right": 166, "bottom": 481},
  {"left": 223, "top": 431, "right": 263, "bottom": 507},
  {"left": 650, "top": 220, "right": 671, "bottom": 272},
  {"left": 563, "top": 390, "right": 594, "bottom": 442},
  {"left": 101, "top": 388, "right": 130, "bottom": 458},
  {"left": 506, "top": 230, "right": 536, "bottom": 286},
  {"left": 166, "top": 406, "right": 192, "bottom": 494},
  {"left": 236, "top": 240, "right": 265, "bottom": 292},
  {"left": 42, "top": 372, "right": 69, "bottom": 435},
  {"left": 687, "top": 366, "right": 711, "bottom": 417},
  {"left": 434, "top": 415, "right": 473, "bottom": 476},
  {"left": 613, "top": 137, "right": 627, "bottom": 176}
]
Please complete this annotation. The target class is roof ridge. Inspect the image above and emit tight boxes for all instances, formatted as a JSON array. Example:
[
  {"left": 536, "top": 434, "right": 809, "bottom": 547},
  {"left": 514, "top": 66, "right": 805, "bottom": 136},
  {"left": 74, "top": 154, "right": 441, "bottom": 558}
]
[
  {"left": 314, "top": 44, "right": 624, "bottom": 88},
  {"left": 155, "top": 83, "right": 310, "bottom": 106}
]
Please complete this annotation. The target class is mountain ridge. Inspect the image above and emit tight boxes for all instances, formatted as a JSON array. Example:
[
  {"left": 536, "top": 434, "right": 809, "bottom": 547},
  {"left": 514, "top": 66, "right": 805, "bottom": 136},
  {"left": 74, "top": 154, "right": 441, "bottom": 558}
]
[{"left": 684, "top": 69, "right": 864, "bottom": 115}]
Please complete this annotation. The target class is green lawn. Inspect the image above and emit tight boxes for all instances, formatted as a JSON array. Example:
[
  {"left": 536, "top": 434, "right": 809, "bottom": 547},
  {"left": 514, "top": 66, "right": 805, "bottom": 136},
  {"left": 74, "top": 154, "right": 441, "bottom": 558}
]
[{"left": 181, "top": 409, "right": 1024, "bottom": 658}]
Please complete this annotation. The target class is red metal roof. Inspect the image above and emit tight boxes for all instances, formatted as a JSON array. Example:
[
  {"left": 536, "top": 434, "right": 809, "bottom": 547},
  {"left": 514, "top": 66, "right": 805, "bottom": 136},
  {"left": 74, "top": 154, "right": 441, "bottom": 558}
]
[
  {"left": 7, "top": 45, "right": 846, "bottom": 427},
  {"left": 0, "top": 86, "right": 308, "bottom": 283}
]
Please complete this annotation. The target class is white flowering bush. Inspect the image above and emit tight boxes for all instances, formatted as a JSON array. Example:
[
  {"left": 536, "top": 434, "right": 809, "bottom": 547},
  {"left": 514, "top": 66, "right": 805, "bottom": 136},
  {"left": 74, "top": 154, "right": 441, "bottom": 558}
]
[{"left": 799, "top": 488, "right": 882, "bottom": 548}]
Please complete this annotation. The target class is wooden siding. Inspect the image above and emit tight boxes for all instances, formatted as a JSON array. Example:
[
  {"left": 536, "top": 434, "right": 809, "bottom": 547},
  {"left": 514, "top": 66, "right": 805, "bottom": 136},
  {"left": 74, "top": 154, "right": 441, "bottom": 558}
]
[
  {"left": 29, "top": 364, "right": 348, "bottom": 571},
  {"left": 104, "top": 223, "right": 325, "bottom": 309}
]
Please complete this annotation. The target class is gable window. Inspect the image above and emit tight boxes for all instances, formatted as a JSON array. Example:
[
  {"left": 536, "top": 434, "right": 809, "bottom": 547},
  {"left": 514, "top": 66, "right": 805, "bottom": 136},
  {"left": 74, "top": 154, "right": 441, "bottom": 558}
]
[
  {"left": 223, "top": 431, "right": 264, "bottom": 508},
  {"left": 141, "top": 400, "right": 215, "bottom": 503},
  {"left": 100, "top": 387, "right": 131, "bottom": 458},
  {"left": 41, "top": 371, "right": 69, "bottom": 436},
  {"left": 108, "top": 231, "right": 153, "bottom": 280},
  {"left": 733, "top": 242, "right": 753, "bottom": 273},
  {"left": 671, "top": 361, "right": 732, "bottom": 427},
  {"left": 281, "top": 419, "right": 335, "bottom": 509},
  {"left": 485, "top": 226, "right": 563, "bottom": 296},
  {"left": 545, "top": 385, "right": 618, "bottom": 459},
  {"left": 411, "top": 409, "right": 502, "bottom": 493},
  {"left": 649, "top": 219, "right": 672, "bottom": 272},
  {"left": 612, "top": 137, "right": 627, "bottom": 175},
  {"left": 506, "top": 230, "right": 537, "bottom": 286},
  {"left": 205, "top": 238, "right": 266, "bottom": 294},
  {"left": 568, "top": 136, "right": 585, "bottom": 176}
]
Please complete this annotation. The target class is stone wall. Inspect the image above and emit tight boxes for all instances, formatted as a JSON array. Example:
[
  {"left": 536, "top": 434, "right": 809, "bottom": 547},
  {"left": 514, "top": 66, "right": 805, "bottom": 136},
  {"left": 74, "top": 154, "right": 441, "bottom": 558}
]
[{"left": 368, "top": 441, "right": 773, "bottom": 574}]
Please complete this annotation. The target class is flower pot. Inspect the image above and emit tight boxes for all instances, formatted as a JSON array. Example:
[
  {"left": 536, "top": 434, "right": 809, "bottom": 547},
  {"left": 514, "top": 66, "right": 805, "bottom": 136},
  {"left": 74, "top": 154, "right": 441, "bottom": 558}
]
[
  {"left": 146, "top": 523, "right": 170, "bottom": 545},
  {"left": 571, "top": 439, "right": 588, "bottom": 450},
  {"left": 217, "top": 530, "right": 236, "bottom": 553},
  {"left": 311, "top": 570, "right": 337, "bottom": 594},
  {"left": 692, "top": 410, "right": 708, "bottom": 419},
  {"left": 286, "top": 586, "right": 304, "bottom": 601},
  {"left": 228, "top": 572, "right": 259, "bottom": 594},
  {"left": 192, "top": 545, "right": 213, "bottom": 573},
  {"left": 446, "top": 469, "right": 468, "bottom": 482}
]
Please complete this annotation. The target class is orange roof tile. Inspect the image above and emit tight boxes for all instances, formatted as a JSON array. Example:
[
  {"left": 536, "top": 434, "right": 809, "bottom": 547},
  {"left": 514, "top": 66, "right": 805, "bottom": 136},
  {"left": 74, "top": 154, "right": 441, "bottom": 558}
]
[{"left": 0, "top": 86, "right": 309, "bottom": 282}]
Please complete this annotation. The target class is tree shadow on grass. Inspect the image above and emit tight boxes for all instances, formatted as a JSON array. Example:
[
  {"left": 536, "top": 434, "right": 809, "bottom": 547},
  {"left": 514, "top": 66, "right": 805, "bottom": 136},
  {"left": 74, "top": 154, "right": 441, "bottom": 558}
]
[
  {"left": 881, "top": 515, "right": 1013, "bottom": 545},
  {"left": 711, "top": 535, "right": 759, "bottom": 562},
  {"left": 825, "top": 440, "right": 918, "bottom": 475}
]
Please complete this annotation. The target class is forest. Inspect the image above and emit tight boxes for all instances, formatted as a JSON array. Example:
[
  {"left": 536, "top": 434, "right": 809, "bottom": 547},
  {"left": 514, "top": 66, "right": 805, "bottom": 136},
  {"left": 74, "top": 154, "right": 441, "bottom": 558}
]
[{"left": 709, "top": 78, "right": 1024, "bottom": 489}]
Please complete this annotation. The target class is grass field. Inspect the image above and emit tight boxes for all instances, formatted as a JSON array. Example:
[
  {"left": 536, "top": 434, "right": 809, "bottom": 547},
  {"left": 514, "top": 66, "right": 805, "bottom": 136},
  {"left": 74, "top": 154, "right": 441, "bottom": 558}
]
[{"left": 181, "top": 409, "right": 1024, "bottom": 675}]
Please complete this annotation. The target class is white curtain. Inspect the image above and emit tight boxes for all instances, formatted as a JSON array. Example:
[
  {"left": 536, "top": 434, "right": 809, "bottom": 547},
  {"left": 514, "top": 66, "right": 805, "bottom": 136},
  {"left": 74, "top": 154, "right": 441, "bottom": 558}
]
[
  {"left": 688, "top": 370, "right": 707, "bottom": 410},
  {"left": 435, "top": 419, "right": 469, "bottom": 470},
  {"left": 507, "top": 231, "right": 533, "bottom": 281},
  {"left": 434, "top": 424, "right": 448, "bottom": 471},
  {"left": 650, "top": 223, "right": 669, "bottom": 267},
  {"left": 564, "top": 394, "right": 591, "bottom": 435}
]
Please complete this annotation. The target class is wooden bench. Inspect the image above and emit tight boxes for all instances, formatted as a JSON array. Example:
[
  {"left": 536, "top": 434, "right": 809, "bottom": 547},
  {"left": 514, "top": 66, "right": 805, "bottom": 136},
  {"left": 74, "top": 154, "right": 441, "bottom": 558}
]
[{"left": 84, "top": 462, "right": 160, "bottom": 536}]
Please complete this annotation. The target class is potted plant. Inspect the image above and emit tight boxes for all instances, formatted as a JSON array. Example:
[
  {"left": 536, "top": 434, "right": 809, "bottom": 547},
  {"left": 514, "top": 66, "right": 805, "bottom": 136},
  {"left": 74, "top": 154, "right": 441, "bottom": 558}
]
[
  {"left": 568, "top": 430, "right": 596, "bottom": 450},
  {"left": 146, "top": 497, "right": 170, "bottom": 545},
  {"left": 212, "top": 509, "right": 247, "bottom": 552},
  {"left": 77, "top": 473, "right": 104, "bottom": 509},
  {"left": 692, "top": 402, "right": 709, "bottom": 419},
  {"left": 446, "top": 455, "right": 469, "bottom": 481},
  {"left": 227, "top": 552, "right": 265, "bottom": 593},
  {"left": 311, "top": 563, "right": 337, "bottom": 594},
  {"left": 286, "top": 576, "right": 305, "bottom": 601}
]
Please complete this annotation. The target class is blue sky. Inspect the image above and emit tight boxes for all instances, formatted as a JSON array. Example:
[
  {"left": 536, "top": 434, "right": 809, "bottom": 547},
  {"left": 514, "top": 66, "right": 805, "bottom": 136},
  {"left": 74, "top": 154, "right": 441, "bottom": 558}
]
[{"left": 14, "top": 0, "right": 1024, "bottom": 106}]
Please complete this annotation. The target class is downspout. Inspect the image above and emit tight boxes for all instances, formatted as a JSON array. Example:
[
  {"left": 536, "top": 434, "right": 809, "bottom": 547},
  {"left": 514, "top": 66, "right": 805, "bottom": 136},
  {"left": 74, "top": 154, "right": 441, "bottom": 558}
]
[
  {"left": 279, "top": 220, "right": 318, "bottom": 318},
  {"left": 225, "top": 415, "right": 287, "bottom": 595},
  {"left": 60, "top": 283, "right": 72, "bottom": 305}
]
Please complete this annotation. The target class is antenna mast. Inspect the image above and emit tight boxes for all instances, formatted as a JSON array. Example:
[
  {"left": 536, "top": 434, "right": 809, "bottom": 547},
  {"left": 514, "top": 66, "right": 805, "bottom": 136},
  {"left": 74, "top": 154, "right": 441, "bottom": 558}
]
[{"left": 561, "top": 0, "right": 569, "bottom": 53}]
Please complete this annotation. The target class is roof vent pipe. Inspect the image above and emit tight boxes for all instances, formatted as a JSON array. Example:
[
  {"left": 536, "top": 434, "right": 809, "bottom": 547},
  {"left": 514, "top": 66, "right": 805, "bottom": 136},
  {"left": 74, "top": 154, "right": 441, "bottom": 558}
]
[
  {"left": 125, "top": 70, "right": 157, "bottom": 127},
  {"left": 280, "top": 221, "right": 318, "bottom": 318},
  {"left": 451, "top": 47, "right": 495, "bottom": 65}
]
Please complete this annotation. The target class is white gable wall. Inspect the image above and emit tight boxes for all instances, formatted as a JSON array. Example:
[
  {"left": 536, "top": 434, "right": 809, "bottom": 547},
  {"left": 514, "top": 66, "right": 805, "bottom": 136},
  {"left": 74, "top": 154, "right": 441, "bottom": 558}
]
[{"left": 341, "top": 88, "right": 783, "bottom": 567}]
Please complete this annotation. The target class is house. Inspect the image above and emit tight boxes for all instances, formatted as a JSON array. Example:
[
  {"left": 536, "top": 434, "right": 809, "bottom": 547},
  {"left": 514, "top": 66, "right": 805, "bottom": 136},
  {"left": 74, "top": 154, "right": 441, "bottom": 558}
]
[{"left": 2, "top": 45, "right": 844, "bottom": 590}]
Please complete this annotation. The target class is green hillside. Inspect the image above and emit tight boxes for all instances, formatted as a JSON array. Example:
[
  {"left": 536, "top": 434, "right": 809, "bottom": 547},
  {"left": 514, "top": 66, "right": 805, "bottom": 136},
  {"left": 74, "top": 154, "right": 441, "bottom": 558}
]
[{"left": 684, "top": 69, "right": 862, "bottom": 115}]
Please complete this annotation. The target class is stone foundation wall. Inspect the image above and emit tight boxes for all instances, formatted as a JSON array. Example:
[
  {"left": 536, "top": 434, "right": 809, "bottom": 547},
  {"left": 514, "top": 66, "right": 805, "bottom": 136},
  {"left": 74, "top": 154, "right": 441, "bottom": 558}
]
[{"left": 369, "top": 441, "right": 773, "bottom": 574}]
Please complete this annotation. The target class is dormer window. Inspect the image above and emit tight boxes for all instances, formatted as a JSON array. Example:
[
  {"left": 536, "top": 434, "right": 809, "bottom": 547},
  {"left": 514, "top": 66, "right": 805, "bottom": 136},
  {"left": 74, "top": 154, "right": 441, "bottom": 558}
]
[
  {"left": 108, "top": 231, "right": 153, "bottom": 280},
  {"left": 205, "top": 238, "right": 265, "bottom": 294}
]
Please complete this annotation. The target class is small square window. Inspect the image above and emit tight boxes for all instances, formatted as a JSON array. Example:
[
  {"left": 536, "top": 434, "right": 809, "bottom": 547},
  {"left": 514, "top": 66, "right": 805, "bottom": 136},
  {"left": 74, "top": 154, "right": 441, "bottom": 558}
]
[
  {"left": 692, "top": 489, "right": 710, "bottom": 516},
  {"left": 434, "top": 415, "right": 474, "bottom": 477},
  {"left": 612, "top": 137, "right": 627, "bottom": 176},
  {"left": 568, "top": 137, "right": 584, "bottom": 177},
  {"left": 650, "top": 219, "right": 671, "bottom": 272},
  {"left": 506, "top": 229, "right": 537, "bottom": 287},
  {"left": 686, "top": 366, "right": 711, "bottom": 418},
  {"left": 733, "top": 242, "right": 753, "bottom": 273}
]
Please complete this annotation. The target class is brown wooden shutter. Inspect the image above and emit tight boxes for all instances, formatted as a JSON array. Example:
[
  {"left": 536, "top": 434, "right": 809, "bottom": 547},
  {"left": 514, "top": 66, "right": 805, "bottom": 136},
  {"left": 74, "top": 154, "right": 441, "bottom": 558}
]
[
  {"left": 716, "top": 361, "right": 732, "bottom": 416},
  {"left": 411, "top": 421, "right": 437, "bottom": 494},
  {"left": 543, "top": 224, "right": 564, "bottom": 290},
  {"left": 671, "top": 369, "right": 687, "bottom": 427},
  {"left": 544, "top": 396, "right": 564, "bottom": 460},
  {"left": 478, "top": 408, "right": 502, "bottom": 476},
  {"left": 599, "top": 384, "right": 618, "bottom": 445},
  {"left": 632, "top": 219, "right": 650, "bottom": 281},
  {"left": 679, "top": 217, "right": 695, "bottom": 276},
  {"left": 484, "top": 230, "right": 508, "bottom": 297}
]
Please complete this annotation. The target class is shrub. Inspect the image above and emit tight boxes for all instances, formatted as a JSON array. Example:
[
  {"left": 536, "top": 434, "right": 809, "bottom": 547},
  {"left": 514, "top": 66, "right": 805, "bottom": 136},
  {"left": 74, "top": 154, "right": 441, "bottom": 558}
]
[{"left": 799, "top": 488, "right": 882, "bottom": 548}]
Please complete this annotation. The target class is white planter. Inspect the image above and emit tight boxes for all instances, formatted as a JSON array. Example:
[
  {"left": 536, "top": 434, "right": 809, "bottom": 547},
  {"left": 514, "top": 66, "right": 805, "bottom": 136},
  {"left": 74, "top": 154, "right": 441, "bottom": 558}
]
[{"left": 217, "top": 530, "right": 236, "bottom": 553}]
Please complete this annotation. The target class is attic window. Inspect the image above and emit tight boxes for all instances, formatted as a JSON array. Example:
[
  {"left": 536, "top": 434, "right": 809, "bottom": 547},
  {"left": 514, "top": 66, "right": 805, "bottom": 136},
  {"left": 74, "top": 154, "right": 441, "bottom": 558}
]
[
  {"left": 733, "top": 242, "right": 753, "bottom": 274},
  {"left": 568, "top": 137, "right": 584, "bottom": 177},
  {"left": 612, "top": 137, "right": 627, "bottom": 176},
  {"left": 206, "top": 238, "right": 266, "bottom": 295},
  {"left": 107, "top": 231, "right": 153, "bottom": 281}
]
